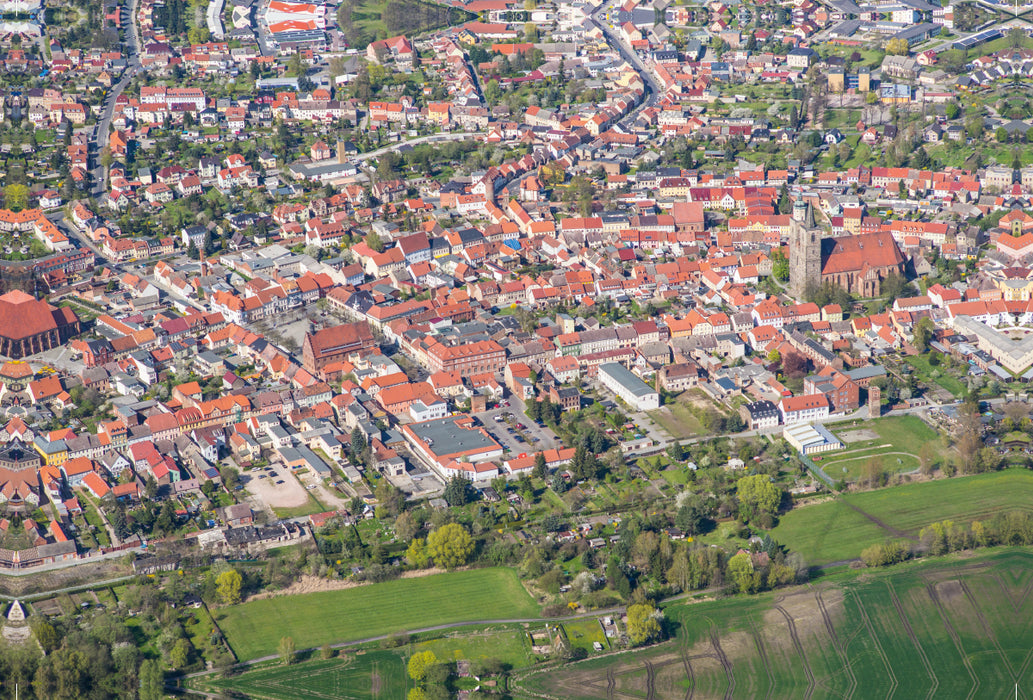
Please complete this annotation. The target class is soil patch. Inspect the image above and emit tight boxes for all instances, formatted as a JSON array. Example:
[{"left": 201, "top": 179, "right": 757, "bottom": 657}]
[
  {"left": 840, "top": 429, "right": 879, "bottom": 443},
  {"left": 244, "top": 568, "right": 450, "bottom": 602}
]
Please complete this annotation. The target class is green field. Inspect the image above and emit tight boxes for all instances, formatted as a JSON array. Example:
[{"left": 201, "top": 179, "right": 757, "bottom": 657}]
[
  {"left": 771, "top": 469, "right": 1033, "bottom": 564},
  {"left": 649, "top": 402, "right": 705, "bottom": 439},
  {"left": 217, "top": 568, "right": 540, "bottom": 660},
  {"left": 821, "top": 415, "right": 942, "bottom": 482},
  {"left": 201, "top": 625, "right": 534, "bottom": 699},
  {"left": 514, "top": 548, "right": 1033, "bottom": 699},
  {"left": 904, "top": 355, "right": 967, "bottom": 397},
  {"left": 203, "top": 652, "right": 411, "bottom": 700}
]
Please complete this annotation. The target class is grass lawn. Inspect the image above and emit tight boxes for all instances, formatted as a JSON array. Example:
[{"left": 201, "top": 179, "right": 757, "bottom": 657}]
[
  {"left": 413, "top": 625, "right": 531, "bottom": 668},
  {"left": 771, "top": 469, "right": 1033, "bottom": 564},
  {"left": 823, "top": 451, "right": 921, "bottom": 481},
  {"left": 830, "top": 414, "right": 942, "bottom": 454},
  {"left": 904, "top": 354, "right": 966, "bottom": 397},
  {"left": 648, "top": 402, "right": 705, "bottom": 439},
  {"left": 513, "top": 548, "right": 1033, "bottom": 699},
  {"left": 217, "top": 568, "right": 540, "bottom": 660},
  {"left": 202, "top": 651, "right": 410, "bottom": 700},
  {"left": 562, "top": 618, "right": 609, "bottom": 653},
  {"left": 272, "top": 493, "right": 325, "bottom": 520}
]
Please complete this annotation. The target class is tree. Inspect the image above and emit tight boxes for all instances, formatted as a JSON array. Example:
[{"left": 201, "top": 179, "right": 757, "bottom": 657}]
[
  {"left": 32, "top": 620, "right": 59, "bottom": 652},
  {"left": 170, "top": 638, "right": 191, "bottom": 670},
  {"left": 945, "top": 102, "right": 960, "bottom": 120},
  {"left": 771, "top": 249, "right": 789, "bottom": 282},
  {"left": 375, "top": 479, "right": 405, "bottom": 516},
  {"left": 216, "top": 569, "right": 243, "bottom": 604},
  {"left": 861, "top": 457, "right": 885, "bottom": 489},
  {"left": 406, "top": 537, "right": 430, "bottom": 567},
  {"left": 139, "top": 659, "right": 164, "bottom": 700},
  {"left": 220, "top": 465, "right": 240, "bottom": 491},
  {"left": 885, "top": 38, "right": 909, "bottom": 56},
  {"left": 727, "top": 551, "right": 762, "bottom": 593},
  {"left": 4, "top": 183, "right": 28, "bottom": 212},
  {"left": 279, "top": 636, "right": 297, "bottom": 665},
  {"left": 408, "top": 650, "right": 438, "bottom": 681},
  {"left": 912, "top": 316, "right": 934, "bottom": 352},
  {"left": 675, "top": 500, "right": 705, "bottom": 535},
  {"left": 532, "top": 452, "right": 547, "bottom": 479},
  {"left": 350, "top": 427, "right": 367, "bottom": 455},
  {"left": 443, "top": 475, "right": 474, "bottom": 507},
  {"left": 367, "top": 230, "right": 385, "bottom": 253},
  {"left": 426, "top": 523, "right": 474, "bottom": 569},
  {"left": 626, "top": 603, "right": 663, "bottom": 645},
  {"left": 736, "top": 475, "right": 781, "bottom": 524}
]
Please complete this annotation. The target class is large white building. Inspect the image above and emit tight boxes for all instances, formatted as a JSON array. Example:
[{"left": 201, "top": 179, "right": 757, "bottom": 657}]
[{"left": 598, "top": 363, "right": 659, "bottom": 411}]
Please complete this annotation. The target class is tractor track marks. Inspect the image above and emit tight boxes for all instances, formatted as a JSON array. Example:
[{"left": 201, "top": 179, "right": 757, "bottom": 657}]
[
  {"left": 644, "top": 660, "right": 657, "bottom": 700},
  {"left": 886, "top": 582, "right": 935, "bottom": 699},
  {"left": 849, "top": 587, "right": 898, "bottom": 700},
  {"left": 958, "top": 579, "right": 1014, "bottom": 677},
  {"left": 709, "top": 629, "right": 735, "bottom": 700},
  {"left": 773, "top": 600, "right": 816, "bottom": 700},
  {"left": 925, "top": 581, "right": 979, "bottom": 700},
  {"left": 815, "top": 588, "right": 857, "bottom": 699}
]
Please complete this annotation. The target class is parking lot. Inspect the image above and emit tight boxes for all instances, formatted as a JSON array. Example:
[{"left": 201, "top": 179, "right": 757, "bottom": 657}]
[
  {"left": 244, "top": 464, "right": 308, "bottom": 514},
  {"left": 474, "top": 397, "right": 560, "bottom": 458}
]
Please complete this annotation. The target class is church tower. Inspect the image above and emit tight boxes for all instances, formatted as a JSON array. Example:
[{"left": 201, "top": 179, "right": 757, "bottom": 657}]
[{"left": 789, "top": 199, "right": 821, "bottom": 299}]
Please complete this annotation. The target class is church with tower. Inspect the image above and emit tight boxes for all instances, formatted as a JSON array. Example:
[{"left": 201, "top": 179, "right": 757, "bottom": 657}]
[{"left": 789, "top": 199, "right": 907, "bottom": 299}]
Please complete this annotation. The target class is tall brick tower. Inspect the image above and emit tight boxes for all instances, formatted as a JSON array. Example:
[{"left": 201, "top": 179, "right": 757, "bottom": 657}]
[
  {"left": 789, "top": 199, "right": 821, "bottom": 299},
  {"left": 868, "top": 385, "right": 881, "bottom": 418}
]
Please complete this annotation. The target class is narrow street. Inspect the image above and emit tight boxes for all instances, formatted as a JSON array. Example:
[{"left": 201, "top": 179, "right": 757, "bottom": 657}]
[{"left": 91, "top": 0, "right": 143, "bottom": 197}]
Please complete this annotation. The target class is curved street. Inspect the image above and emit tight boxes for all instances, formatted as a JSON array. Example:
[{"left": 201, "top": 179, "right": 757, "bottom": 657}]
[{"left": 91, "top": 0, "right": 143, "bottom": 197}]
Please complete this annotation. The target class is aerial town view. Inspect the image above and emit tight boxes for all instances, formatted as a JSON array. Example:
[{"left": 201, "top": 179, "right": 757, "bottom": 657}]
[{"left": 0, "top": 0, "right": 1032, "bottom": 693}]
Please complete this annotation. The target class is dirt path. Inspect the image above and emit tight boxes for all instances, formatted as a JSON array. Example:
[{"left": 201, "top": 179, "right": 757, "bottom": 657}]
[
  {"left": 836, "top": 497, "right": 913, "bottom": 540},
  {"left": 243, "top": 568, "right": 450, "bottom": 602}
]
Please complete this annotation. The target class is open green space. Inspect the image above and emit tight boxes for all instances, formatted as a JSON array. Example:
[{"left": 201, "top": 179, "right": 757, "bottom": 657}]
[
  {"left": 514, "top": 548, "right": 1033, "bottom": 699},
  {"left": 823, "top": 451, "right": 921, "bottom": 481},
  {"left": 904, "top": 354, "right": 967, "bottom": 396},
  {"left": 648, "top": 401, "right": 705, "bottom": 439},
  {"left": 272, "top": 493, "right": 325, "bottom": 520},
  {"left": 338, "top": 0, "right": 471, "bottom": 49},
  {"left": 217, "top": 568, "right": 540, "bottom": 660},
  {"left": 771, "top": 469, "right": 1033, "bottom": 565},
  {"left": 413, "top": 625, "right": 532, "bottom": 667},
  {"left": 202, "top": 652, "right": 411, "bottom": 700}
]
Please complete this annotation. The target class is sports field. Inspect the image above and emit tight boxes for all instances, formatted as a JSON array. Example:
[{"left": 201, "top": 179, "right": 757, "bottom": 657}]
[
  {"left": 771, "top": 469, "right": 1033, "bottom": 564},
  {"left": 513, "top": 548, "right": 1033, "bottom": 699},
  {"left": 821, "top": 415, "right": 942, "bottom": 482},
  {"left": 217, "top": 568, "right": 539, "bottom": 660}
]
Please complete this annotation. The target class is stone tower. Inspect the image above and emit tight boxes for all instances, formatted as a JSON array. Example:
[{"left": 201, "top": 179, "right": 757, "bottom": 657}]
[
  {"left": 868, "top": 385, "right": 881, "bottom": 418},
  {"left": 789, "top": 200, "right": 821, "bottom": 299}
]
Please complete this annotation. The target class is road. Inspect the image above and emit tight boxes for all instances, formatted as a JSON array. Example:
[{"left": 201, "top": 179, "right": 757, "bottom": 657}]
[
  {"left": 91, "top": 0, "right": 143, "bottom": 197},
  {"left": 352, "top": 131, "right": 482, "bottom": 164},
  {"left": 588, "top": 0, "right": 662, "bottom": 124}
]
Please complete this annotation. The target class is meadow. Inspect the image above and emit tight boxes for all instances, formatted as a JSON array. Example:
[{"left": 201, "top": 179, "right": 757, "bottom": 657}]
[
  {"left": 202, "top": 652, "right": 411, "bottom": 700},
  {"left": 216, "top": 568, "right": 540, "bottom": 661},
  {"left": 771, "top": 469, "right": 1033, "bottom": 564},
  {"left": 199, "top": 625, "right": 537, "bottom": 699},
  {"left": 513, "top": 548, "right": 1033, "bottom": 699}
]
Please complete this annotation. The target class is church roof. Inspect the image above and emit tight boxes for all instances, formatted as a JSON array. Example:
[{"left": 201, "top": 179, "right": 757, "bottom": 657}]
[
  {"left": 821, "top": 232, "right": 904, "bottom": 275},
  {"left": 0, "top": 291, "right": 64, "bottom": 341}
]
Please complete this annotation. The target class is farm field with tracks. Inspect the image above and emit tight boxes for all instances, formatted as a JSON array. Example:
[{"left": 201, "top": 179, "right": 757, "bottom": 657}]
[{"left": 514, "top": 548, "right": 1033, "bottom": 699}]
